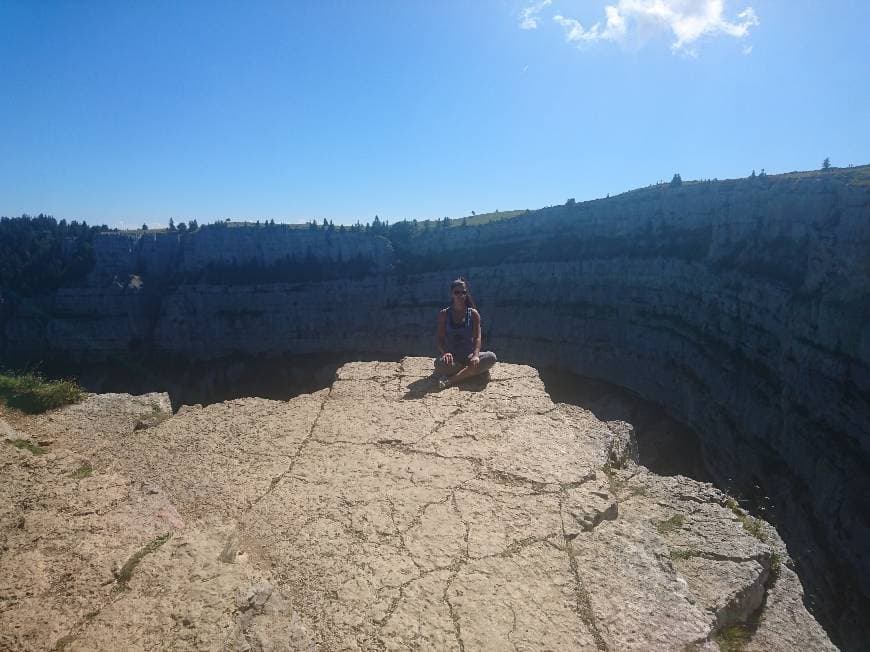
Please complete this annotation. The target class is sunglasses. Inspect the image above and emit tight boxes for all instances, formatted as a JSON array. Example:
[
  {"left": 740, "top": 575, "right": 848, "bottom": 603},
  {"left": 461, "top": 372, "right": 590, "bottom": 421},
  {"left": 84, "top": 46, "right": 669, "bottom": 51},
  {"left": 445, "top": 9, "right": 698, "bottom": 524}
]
[{"left": 453, "top": 289, "right": 468, "bottom": 295}]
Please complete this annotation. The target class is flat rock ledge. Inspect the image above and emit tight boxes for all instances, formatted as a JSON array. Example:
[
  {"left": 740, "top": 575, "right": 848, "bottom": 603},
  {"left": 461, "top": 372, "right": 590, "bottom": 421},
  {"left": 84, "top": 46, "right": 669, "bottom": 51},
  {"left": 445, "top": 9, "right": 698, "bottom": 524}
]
[{"left": 0, "top": 358, "right": 834, "bottom": 651}]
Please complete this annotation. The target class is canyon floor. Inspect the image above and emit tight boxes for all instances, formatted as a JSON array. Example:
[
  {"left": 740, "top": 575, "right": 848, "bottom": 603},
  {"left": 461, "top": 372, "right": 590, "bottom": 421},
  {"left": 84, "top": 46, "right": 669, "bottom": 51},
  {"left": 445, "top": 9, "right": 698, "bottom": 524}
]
[{"left": 0, "top": 358, "right": 834, "bottom": 650}]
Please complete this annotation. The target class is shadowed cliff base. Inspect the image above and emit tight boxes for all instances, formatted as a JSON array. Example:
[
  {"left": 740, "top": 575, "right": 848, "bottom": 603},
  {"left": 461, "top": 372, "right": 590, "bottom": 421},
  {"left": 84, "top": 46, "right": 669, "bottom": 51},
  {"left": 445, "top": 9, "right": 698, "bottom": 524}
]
[
  {"left": 25, "top": 351, "right": 404, "bottom": 411},
  {"left": 540, "top": 367, "right": 712, "bottom": 484},
  {"left": 539, "top": 366, "right": 870, "bottom": 650}
]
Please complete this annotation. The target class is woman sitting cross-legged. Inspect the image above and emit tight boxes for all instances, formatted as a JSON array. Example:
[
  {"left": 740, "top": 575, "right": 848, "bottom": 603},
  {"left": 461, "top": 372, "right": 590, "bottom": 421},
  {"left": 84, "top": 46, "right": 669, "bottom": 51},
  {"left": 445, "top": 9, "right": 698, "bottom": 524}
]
[{"left": 434, "top": 277, "right": 497, "bottom": 390}]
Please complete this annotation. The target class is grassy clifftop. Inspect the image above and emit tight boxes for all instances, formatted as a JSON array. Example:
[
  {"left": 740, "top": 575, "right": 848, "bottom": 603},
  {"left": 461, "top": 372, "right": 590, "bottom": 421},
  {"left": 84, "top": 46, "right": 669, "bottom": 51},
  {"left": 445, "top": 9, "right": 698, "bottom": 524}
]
[{"left": 0, "top": 372, "right": 84, "bottom": 414}]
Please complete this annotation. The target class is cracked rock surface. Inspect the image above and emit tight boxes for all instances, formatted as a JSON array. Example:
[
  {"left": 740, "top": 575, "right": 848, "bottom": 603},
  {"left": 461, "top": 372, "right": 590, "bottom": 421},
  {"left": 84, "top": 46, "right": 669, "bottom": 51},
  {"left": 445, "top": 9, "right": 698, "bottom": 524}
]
[{"left": 0, "top": 358, "right": 834, "bottom": 650}]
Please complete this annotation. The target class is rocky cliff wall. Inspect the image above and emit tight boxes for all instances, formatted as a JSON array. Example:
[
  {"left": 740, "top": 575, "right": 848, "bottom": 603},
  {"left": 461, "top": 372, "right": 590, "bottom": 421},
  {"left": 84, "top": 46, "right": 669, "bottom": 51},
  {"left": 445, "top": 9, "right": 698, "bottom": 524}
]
[
  {"left": 85, "top": 226, "right": 394, "bottom": 287},
  {"left": 3, "top": 167, "right": 869, "bottom": 646}
]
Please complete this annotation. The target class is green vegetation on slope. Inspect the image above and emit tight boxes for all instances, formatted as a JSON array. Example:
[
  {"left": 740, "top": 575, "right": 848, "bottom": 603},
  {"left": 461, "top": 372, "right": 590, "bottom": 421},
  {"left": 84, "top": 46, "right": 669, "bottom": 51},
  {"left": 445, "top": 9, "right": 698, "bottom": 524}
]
[
  {"left": 0, "top": 372, "right": 85, "bottom": 414},
  {"left": 7, "top": 438, "right": 45, "bottom": 455}
]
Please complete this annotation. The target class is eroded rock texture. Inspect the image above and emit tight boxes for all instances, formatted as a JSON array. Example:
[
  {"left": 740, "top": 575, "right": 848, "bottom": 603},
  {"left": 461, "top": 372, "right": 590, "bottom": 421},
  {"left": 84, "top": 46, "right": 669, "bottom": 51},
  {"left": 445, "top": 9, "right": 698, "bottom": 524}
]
[{"left": 0, "top": 359, "right": 833, "bottom": 650}]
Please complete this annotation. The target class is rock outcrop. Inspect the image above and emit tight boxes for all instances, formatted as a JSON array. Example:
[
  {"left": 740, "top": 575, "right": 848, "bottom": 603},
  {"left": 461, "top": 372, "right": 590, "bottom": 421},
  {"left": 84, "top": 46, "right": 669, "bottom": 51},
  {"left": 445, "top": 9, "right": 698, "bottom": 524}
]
[
  {"left": 0, "top": 359, "right": 833, "bottom": 650},
  {"left": 2, "top": 166, "right": 868, "bottom": 645}
]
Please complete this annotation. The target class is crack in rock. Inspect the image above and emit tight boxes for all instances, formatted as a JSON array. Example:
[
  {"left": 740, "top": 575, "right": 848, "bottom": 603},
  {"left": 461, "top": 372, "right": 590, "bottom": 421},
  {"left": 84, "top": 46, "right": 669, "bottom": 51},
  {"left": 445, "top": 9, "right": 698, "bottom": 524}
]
[
  {"left": 557, "top": 492, "right": 608, "bottom": 650},
  {"left": 244, "top": 387, "right": 331, "bottom": 512},
  {"left": 444, "top": 563, "right": 467, "bottom": 652}
]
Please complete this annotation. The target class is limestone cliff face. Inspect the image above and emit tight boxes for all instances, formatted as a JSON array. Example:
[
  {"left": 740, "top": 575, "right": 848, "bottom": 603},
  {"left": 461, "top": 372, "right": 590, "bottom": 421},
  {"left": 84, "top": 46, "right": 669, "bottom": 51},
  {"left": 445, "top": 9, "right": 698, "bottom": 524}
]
[
  {"left": 0, "top": 360, "right": 834, "bottom": 650},
  {"left": 84, "top": 226, "right": 394, "bottom": 287},
  {"left": 2, "top": 168, "right": 869, "bottom": 644}
]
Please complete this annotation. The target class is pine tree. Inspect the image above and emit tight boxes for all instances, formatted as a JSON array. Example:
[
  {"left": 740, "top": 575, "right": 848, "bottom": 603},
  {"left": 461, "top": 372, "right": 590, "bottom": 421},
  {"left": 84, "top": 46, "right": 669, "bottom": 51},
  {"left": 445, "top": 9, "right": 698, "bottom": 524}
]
[
  {"left": 168, "top": 218, "right": 176, "bottom": 231},
  {"left": 822, "top": 157, "right": 831, "bottom": 170}
]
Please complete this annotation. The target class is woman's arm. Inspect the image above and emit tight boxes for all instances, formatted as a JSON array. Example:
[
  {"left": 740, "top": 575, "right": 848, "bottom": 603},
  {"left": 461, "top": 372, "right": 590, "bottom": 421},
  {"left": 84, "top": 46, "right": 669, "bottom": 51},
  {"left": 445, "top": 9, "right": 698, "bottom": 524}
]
[
  {"left": 436, "top": 310, "right": 452, "bottom": 362},
  {"left": 470, "top": 309, "right": 481, "bottom": 361}
]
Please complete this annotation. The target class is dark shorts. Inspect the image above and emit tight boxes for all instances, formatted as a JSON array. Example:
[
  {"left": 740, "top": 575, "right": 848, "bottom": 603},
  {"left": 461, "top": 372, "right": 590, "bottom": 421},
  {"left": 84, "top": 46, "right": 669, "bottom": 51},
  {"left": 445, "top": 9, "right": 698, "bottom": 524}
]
[{"left": 433, "top": 351, "right": 498, "bottom": 377}]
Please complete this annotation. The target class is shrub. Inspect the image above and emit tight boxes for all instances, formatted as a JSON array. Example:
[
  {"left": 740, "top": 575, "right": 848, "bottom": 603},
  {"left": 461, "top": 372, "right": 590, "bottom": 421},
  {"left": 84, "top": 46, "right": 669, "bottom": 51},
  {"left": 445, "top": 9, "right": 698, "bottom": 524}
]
[
  {"left": 723, "top": 495, "right": 768, "bottom": 542},
  {"left": 0, "top": 372, "right": 84, "bottom": 414},
  {"left": 770, "top": 551, "right": 782, "bottom": 579},
  {"left": 7, "top": 438, "right": 45, "bottom": 455}
]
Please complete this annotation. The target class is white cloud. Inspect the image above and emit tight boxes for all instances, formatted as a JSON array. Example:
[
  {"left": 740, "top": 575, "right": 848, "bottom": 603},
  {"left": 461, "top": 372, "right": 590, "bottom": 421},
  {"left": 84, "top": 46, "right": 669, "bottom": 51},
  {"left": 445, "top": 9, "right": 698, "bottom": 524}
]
[
  {"left": 549, "top": 0, "right": 758, "bottom": 54},
  {"left": 519, "top": 0, "right": 552, "bottom": 30},
  {"left": 553, "top": 6, "right": 626, "bottom": 43}
]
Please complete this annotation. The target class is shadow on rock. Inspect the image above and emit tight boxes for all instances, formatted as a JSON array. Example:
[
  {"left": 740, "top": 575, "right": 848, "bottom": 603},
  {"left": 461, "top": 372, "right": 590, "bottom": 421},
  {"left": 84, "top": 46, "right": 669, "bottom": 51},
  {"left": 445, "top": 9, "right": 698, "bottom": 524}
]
[
  {"left": 402, "top": 372, "right": 491, "bottom": 399},
  {"left": 403, "top": 376, "right": 438, "bottom": 399}
]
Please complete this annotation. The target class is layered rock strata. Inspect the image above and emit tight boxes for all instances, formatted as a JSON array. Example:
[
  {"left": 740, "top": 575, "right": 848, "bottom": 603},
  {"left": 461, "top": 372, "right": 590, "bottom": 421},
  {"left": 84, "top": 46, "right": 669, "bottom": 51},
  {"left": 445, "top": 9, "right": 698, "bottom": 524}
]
[
  {"left": 83, "top": 226, "right": 393, "bottom": 288},
  {"left": 2, "top": 168, "right": 868, "bottom": 645},
  {"left": 0, "top": 359, "right": 833, "bottom": 650}
]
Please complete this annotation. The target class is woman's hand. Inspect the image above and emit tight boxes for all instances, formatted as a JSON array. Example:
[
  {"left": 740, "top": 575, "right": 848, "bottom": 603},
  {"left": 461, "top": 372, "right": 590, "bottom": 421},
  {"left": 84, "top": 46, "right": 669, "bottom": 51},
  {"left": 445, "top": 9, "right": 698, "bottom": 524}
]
[
  {"left": 468, "top": 353, "right": 480, "bottom": 368},
  {"left": 441, "top": 353, "right": 454, "bottom": 366}
]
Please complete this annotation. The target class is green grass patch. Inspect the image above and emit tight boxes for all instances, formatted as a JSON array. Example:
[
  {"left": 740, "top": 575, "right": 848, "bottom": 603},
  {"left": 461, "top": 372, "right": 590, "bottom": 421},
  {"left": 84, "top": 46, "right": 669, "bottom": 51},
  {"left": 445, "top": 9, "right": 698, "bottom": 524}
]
[
  {"left": 0, "top": 372, "right": 84, "bottom": 414},
  {"left": 115, "top": 533, "right": 172, "bottom": 591},
  {"left": 70, "top": 463, "right": 93, "bottom": 479},
  {"left": 741, "top": 516, "right": 767, "bottom": 542},
  {"left": 770, "top": 551, "right": 782, "bottom": 579},
  {"left": 8, "top": 438, "right": 45, "bottom": 455},
  {"left": 656, "top": 514, "right": 686, "bottom": 535},
  {"left": 724, "top": 496, "right": 768, "bottom": 542},
  {"left": 715, "top": 624, "right": 752, "bottom": 651}
]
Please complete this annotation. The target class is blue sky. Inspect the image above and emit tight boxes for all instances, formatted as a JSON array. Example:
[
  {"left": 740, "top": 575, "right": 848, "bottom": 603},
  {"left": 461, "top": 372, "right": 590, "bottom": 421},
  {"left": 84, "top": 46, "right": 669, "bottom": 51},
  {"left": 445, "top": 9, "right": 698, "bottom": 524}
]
[{"left": 1, "top": 1, "right": 868, "bottom": 227}]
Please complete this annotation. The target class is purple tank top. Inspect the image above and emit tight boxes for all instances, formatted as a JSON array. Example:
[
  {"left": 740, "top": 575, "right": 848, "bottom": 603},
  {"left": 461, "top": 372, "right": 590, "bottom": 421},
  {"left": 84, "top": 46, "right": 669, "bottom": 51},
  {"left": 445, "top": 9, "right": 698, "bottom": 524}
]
[{"left": 446, "top": 307, "right": 473, "bottom": 358}]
